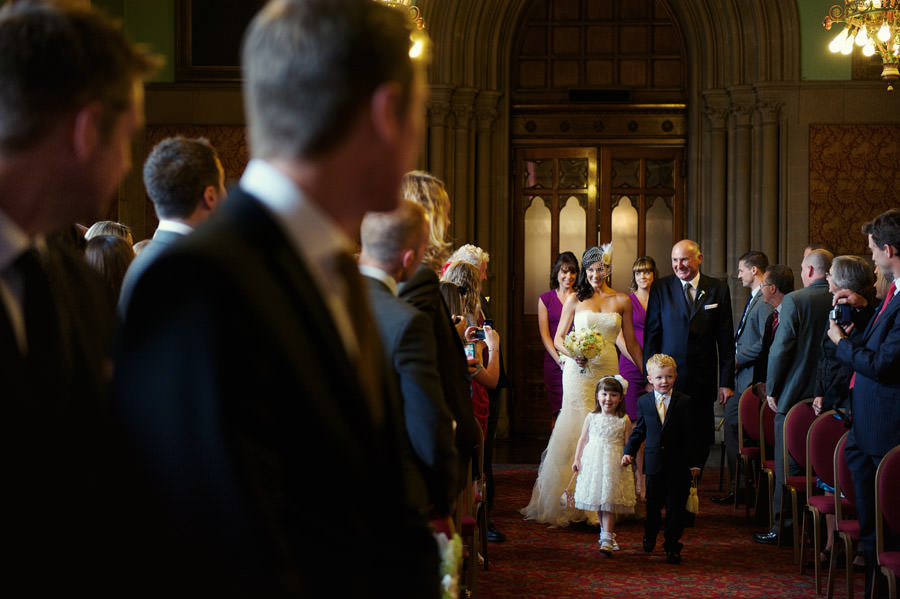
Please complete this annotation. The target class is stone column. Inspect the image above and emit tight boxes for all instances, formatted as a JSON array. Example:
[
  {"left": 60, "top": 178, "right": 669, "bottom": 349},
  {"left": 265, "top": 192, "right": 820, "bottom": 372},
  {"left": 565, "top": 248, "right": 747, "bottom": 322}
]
[
  {"left": 451, "top": 87, "right": 477, "bottom": 243},
  {"left": 702, "top": 89, "right": 730, "bottom": 274},
  {"left": 427, "top": 84, "right": 453, "bottom": 184},
  {"left": 755, "top": 90, "right": 783, "bottom": 264},
  {"left": 475, "top": 91, "right": 501, "bottom": 248},
  {"left": 728, "top": 86, "right": 756, "bottom": 273}
]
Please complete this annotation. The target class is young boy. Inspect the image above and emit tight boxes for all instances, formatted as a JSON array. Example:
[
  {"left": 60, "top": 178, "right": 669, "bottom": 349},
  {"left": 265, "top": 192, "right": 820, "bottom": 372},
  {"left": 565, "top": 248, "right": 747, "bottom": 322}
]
[{"left": 622, "top": 353, "right": 704, "bottom": 564}]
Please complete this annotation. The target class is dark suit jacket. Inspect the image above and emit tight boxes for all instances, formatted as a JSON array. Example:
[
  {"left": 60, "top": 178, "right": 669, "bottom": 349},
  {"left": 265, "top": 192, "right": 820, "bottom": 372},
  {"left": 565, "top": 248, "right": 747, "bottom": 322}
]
[
  {"left": 836, "top": 291, "right": 900, "bottom": 457},
  {"left": 625, "top": 390, "right": 705, "bottom": 475},
  {"left": 753, "top": 309, "right": 777, "bottom": 386},
  {"left": 814, "top": 304, "right": 874, "bottom": 413},
  {"left": 4, "top": 236, "right": 118, "bottom": 592},
  {"left": 117, "top": 228, "right": 184, "bottom": 319},
  {"left": 111, "top": 188, "right": 435, "bottom": 597},
  {"left": 644, "top": 273, "right": 735, "bottom": 401},
  {"left": 766, "top": 278, "right": 833, "bottom": 414},
  {"left": 735, "top": 290, "right": 774, "bottom": 394},
  {"left": 364, "top": 275, "right": 458, "bottom": 515},
  {"left": 399, "top": 264, "right": 478, "bottom": 475}
]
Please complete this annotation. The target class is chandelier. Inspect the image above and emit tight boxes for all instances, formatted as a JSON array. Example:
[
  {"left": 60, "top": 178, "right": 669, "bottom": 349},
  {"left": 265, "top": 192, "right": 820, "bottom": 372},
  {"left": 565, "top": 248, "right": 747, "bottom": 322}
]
[
  {"left": 376, "top": 0, "right": 426, "bottom": 30},
  {"left": 823, "top": 0, "right": 900, "bottom": 90}
]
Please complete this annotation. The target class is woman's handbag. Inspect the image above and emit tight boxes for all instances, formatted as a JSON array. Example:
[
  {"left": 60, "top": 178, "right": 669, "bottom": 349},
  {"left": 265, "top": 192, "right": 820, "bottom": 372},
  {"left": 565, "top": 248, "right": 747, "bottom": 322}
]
[{"left": 685, "top": 476, "right": 700, "bottom": 514}]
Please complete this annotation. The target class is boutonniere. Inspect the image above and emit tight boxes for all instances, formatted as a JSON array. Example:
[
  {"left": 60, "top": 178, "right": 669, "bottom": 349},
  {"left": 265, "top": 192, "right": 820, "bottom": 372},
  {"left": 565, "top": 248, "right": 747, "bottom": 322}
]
[{"left": 696, "top": 289, "right": 706, "bottom": 302}]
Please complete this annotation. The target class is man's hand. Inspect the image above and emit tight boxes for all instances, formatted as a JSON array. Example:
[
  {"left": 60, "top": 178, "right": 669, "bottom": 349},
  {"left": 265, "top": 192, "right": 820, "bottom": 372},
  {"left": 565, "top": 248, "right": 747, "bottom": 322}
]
[
  {"left": 827, "top": 319, "right": 854, "bottom": 345},
  {"left": 833, "top": 288, "right": 867, "bottom": 309},
  {"left": 621, "top": 455, "right": 634, "bottom": 467},
  {"left": 766, "top": 395, "right": 777, "bottom": 412},
  {"left": 718, "top": 386, "right": 734, "bottom": 405}
]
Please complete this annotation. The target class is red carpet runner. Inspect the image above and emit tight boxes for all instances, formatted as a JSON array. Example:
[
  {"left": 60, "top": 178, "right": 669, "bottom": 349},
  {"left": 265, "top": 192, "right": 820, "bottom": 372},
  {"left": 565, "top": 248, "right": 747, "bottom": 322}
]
[{"left": 476, "top": 466, "right": 866, "bottom": 598}]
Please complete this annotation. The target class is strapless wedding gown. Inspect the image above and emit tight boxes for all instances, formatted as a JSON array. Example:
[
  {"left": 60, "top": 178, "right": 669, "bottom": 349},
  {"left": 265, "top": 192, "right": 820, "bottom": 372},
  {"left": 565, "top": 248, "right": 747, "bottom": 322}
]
[{"left": 521, "top": 311, "right": 622, "bottom": 526}]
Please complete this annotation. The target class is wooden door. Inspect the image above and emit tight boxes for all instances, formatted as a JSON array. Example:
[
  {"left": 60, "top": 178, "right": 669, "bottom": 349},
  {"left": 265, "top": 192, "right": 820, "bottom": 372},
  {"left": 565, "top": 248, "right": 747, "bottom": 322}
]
[{"left": 511, "top": 145, "right": 684, "bottom": 439}]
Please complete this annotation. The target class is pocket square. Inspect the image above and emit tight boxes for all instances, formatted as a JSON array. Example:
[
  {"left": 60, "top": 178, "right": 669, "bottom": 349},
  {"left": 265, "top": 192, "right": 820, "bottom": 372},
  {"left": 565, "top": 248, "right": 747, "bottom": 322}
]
[{"left": 704, "top": 303, "right": 719, "bottom": 310}]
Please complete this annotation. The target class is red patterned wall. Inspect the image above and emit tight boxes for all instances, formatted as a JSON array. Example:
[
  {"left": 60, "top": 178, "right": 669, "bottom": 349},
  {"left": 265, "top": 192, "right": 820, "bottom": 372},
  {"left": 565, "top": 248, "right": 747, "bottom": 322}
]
[{"left": 809, "top": 124, "right": 900, "bottom": 255}]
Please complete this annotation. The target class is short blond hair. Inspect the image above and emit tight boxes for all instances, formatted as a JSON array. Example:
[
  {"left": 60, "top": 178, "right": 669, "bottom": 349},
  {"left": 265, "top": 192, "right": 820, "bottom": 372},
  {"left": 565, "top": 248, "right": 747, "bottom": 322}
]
[{"left": 646, "top": 353, "right": 677, "bottom": 373}]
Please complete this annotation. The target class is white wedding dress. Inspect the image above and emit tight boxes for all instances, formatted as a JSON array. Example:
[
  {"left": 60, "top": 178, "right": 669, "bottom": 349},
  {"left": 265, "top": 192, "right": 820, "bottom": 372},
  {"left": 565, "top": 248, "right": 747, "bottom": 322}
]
[{"left": 521, "top": 310, "right": 622, "bottom": 526}]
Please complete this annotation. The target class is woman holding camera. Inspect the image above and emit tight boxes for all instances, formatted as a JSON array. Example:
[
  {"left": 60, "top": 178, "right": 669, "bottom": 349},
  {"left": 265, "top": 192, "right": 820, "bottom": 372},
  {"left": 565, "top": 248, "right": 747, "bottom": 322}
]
[{"left": 813, "top": 255, "right": 875, "bottom": 417}]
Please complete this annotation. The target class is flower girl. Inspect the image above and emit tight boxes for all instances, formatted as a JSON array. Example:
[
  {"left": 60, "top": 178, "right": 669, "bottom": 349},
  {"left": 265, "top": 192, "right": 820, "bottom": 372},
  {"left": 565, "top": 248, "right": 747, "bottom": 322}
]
[{"left": 571, "top": 375, "right": 636, "bottom": 555}]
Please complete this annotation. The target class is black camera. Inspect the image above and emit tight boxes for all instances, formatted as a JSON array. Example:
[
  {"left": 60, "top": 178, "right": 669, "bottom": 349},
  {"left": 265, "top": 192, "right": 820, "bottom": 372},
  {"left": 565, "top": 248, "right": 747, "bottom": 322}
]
[{"left": 830, "top": 303, "right": 851, "bottom": 325}]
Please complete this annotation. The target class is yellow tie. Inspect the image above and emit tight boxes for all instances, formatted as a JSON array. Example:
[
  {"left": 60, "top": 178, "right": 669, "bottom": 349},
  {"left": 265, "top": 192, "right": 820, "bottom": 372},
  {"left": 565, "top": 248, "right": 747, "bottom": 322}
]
[{"left": 657, "top": 396, "right": 667, "bottom": 423}]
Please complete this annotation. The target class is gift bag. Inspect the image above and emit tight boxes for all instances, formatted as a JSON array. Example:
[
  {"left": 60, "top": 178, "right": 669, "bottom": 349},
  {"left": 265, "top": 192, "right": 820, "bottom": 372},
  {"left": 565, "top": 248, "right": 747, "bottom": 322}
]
[
  {"left": 685, "top": 477, "right": 699, "bottom": 514},
  {"left": 560, "top": 473, "right": 578, "bottom": 508}
]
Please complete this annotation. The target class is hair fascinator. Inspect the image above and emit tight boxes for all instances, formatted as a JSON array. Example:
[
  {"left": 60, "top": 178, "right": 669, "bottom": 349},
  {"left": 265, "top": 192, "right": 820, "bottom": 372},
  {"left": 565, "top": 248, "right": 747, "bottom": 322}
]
[
  {"left": 581, "top": 243, "right": 613, "bottom": 270},
  {"left": 599, "top": 373, "right": 628, "bottom": 395}
]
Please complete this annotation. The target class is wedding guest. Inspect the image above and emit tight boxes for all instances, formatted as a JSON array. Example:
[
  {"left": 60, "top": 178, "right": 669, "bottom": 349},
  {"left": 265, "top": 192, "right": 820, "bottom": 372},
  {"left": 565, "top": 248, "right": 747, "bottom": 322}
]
[
  {"left": 118, "top": 135, "right": 226, "bottom": 318},
  {"left": 539, "top": 251, "right": 579, "bottom": 426},
  {"left": 0, "top": 0, "right": 159, "bottom": 592},
  {"left": 827, "top": 210, "right": 900, "bottom": 598},
  {"left": 112, "top": 1, "right": 437, "bottom": 595},
  {"left": 84, "top": 219, "right": 134, "bottom": 246},
  {"left": 359, "top": 199, "right": 458, "bottom": 520},
  {"left": 400, "top": 171, "right": 479, "bottom": 519},
  {"left": 84, "top": 234, "right": 135, "bottom": 303}
]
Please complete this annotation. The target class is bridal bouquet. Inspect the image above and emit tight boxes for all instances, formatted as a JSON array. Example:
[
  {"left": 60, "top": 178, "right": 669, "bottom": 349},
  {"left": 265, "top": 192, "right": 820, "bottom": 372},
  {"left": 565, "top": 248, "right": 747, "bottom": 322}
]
[
  {"left": 563, "top": 325, "right": 604, "bottom": 373},
  {"left": 435, "top": 530, "right": 463, "bottom": 599}
]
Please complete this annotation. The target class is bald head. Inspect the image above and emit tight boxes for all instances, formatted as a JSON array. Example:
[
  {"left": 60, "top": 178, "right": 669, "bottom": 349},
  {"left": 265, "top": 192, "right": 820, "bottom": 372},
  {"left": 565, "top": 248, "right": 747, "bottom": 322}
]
[
  {"left": 800, "top": 248, "right": 833, "bottom": 287},
  {"left": 672, "top": 239, "right": 702, "bottom": 281}
]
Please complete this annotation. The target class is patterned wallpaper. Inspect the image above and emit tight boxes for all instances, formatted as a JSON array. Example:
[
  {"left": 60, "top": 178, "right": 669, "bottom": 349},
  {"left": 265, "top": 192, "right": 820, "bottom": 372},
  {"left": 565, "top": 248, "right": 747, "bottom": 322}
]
[
  {"left": 143, "top": 125, "right": 249, "bottom": 234},
  {"left": 809, "top": 124, "right": 900, "bottom": 255}
]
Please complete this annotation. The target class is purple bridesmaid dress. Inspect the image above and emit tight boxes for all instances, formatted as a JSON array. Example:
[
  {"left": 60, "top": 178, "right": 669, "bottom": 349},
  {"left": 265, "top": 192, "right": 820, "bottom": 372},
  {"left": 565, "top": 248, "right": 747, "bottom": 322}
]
[
  {"left": 618, "top": 292, "right": 646, "bottom": 421},
  {"left": 539, "top": 290, "right": 566, "bottom": 415}
]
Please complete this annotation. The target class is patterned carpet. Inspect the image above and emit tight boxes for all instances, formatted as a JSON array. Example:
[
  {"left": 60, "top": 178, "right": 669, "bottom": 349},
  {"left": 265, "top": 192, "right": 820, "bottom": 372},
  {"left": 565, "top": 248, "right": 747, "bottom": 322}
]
[{"left": 475, "top": 466, "right": 866, "bottom": 599}]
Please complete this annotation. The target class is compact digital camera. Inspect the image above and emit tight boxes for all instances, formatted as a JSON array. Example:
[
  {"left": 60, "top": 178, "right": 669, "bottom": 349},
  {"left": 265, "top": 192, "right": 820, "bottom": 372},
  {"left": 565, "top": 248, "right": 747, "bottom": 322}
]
[{"left": 830, "top": 303, "right": 851, "bottom": 325}]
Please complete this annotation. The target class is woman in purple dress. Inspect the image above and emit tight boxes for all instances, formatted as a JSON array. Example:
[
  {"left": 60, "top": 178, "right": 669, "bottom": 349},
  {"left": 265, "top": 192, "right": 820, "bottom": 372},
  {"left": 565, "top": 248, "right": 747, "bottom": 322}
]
[
  {"left": 616, "top": 256, "right": 657, "bottom": 499},
  {"left": 538, "top": 252, "right": 579, "bottom": 427}
]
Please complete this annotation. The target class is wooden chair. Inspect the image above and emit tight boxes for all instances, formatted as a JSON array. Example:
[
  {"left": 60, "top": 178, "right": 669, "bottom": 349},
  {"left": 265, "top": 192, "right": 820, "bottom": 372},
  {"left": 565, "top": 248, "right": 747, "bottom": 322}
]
[
  {"left": 778, "top": 398, "right": 817, "bottom": 563},
  {"left": 735, "top": 385, "right": 763, "bottom": 518},
  {"left": 873, "top": 444, "right": 900, "bottom": 599},
  {"left": 826, "top": 432, "right": 859, "bottom": 599},
  {"left": 758, "top": 398, "right": 777, "bottom": 529},
  {"left": 799, "top": 410, "right": 846, "bottom": 594}
]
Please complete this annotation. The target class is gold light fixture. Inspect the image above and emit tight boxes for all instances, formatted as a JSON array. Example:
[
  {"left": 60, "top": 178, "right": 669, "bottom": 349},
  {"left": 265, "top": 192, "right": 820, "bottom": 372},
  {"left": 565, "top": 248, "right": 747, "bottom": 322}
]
[
  {"left": 824, "top": 0, "right": 900, "bottom": 91},
  {"left": 376, "top": 0, "right": 426, "bottom": 30}
]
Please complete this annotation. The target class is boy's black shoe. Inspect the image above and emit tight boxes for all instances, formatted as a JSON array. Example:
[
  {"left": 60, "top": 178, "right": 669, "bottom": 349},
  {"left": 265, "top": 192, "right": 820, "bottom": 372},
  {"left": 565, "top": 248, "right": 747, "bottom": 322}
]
[
  {"left": 666, "top": 550, "right": 681, "bottom": 565},
  {"left": 642, "top": 536, "right": 656, "bottom": 553},
  {"left": 487, "top": 523, "right": 506, "bottom": 543}
]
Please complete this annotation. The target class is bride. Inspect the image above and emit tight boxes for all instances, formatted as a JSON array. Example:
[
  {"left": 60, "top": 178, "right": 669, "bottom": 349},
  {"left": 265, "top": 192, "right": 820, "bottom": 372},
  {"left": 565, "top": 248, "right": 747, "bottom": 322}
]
[{"left": 521, "top": 244, "right": 643, "bottom": 526}]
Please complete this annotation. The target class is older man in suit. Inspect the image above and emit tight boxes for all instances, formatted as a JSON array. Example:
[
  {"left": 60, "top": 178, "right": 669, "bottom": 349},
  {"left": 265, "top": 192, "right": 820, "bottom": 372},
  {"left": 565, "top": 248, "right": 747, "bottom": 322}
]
[
  {"left": 359, "top": 199, "right": 459, "bottom": 520},
  {"left": 0, "top": 2, "right": 159, "bottom": 592},
  {"left": 753, "top": 248, "right": 833, "bottom": 545},
  {"left": 715, "top": 251, "right": 773, "bottom": 504},
  {"left": 644, "top": 239, "right": 735, "bottom": 472},
  {"left": 112, "top": 1, "right": 438, "bottom": 596},
  {"left": 828, "top": 209, "right": 900, "bottom": 598},
  {"left": 118, "top": 136, "right": 226, "bottom": 318}
]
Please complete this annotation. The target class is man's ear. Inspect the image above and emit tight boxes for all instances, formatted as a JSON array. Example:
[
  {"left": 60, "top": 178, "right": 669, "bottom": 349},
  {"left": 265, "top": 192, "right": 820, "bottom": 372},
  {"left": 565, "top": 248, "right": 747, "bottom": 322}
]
[
  {"left": 369, "top": 82, "right": 402, "bottom": 143},
  {"left": 72, "top": 102, "right": 104, "bottom": 161},
  {"left": 201, "top": 185, "right": 219, "bottom": 211},
  {"left": 400, "top": 247, "right": 416, "bottom": 270}
]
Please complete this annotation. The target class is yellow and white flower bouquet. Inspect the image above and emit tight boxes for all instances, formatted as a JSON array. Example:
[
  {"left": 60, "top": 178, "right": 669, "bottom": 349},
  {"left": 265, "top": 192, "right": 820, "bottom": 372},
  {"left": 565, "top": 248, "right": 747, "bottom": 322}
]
[{"left": 563, "top": 325, "right": 604, "bottom": 373}]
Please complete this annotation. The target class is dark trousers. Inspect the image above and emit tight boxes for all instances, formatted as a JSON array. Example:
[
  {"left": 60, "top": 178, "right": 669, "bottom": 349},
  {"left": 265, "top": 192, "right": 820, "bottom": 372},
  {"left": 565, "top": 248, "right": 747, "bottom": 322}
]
[
  {"left": 644, "top": 467, "right": 692, "bottom": 553},
  {"left": 845, "top": 436, "right": 900, "bottom": 599}
]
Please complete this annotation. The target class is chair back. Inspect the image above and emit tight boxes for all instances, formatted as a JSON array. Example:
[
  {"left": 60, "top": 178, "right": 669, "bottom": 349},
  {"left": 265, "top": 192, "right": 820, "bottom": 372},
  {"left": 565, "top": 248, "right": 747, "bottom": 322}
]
[
  {"left": 783, "top": 398, "right": 816, "bottom": 476},
  {"left": 833, "top": 432, "right": 855, "bottom": 520},
  {"left": 738, "top": 386, "right": 762, "bottom": 448},
  {"left": 804, "top": 411, "right": 845, "bottom": 498},
  {"left": 876, "top": 445, "right": 900, "bottom": 542},
  {"left": 760, "top": 401, "right": 776, "bottom": 463}
]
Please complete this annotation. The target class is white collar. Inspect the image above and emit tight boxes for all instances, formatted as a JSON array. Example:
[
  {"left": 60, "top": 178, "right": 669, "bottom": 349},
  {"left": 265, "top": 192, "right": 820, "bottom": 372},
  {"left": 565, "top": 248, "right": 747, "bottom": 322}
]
[
  {"left": 358, "top": 264, "right": 398, "bottom": 296},
  {"left": 682, "top": 272, "right": 700, "bottom": 289},
  {"left": 156, "top": 219, "right": 194, "bottom": 236}
]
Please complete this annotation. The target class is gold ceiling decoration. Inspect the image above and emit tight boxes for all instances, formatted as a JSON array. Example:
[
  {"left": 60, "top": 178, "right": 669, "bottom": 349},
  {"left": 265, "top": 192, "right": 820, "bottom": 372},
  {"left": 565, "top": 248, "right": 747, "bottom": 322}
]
[
  {"left": 375, "top": 0, "right": 426, "bottom": 30},
  {"left": 824, "top": 1, "right": 900, "bottom": 90}
]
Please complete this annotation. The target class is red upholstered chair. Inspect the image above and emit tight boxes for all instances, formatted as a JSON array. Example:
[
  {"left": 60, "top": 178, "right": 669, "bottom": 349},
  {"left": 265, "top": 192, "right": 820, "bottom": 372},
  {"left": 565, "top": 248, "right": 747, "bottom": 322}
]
[
  {"left": 736, "top": 386, "right": 763, "bottom": 518},
  {"left": 826, "top": 432, "right": 859, "bottom": 599},
  {"left": 778, "top": 398, "right": 817, "bottom": 563},
  {"left": 758, "top": 400, "right": 778, "bottom": 529},
  {"left": 799, "top": 411, "right": 846, "bottom": 594},
  {"left": 873, "top": 444, "right": 900, "bottom": 599}
]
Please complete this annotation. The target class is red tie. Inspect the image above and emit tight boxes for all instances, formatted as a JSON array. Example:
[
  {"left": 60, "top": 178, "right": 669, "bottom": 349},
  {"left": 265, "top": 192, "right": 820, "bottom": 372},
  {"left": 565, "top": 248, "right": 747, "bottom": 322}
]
[
  {"left": 771, "top": 309, "right": 779, "bottom": 333},
  {"left": 849, "top": 282, "right": 895, "bottom": 389}
]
